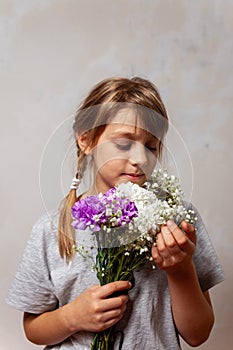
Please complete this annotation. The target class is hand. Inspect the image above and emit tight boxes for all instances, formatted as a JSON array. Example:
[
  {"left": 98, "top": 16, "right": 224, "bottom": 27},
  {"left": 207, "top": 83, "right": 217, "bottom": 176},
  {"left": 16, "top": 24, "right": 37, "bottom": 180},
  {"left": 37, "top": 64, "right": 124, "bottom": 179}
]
[
  {"left": 151, "top": 220, "right": 196, "bottom": 275},
  {"left": 65, "top": 281, "right": 131, "bottom": 333}
]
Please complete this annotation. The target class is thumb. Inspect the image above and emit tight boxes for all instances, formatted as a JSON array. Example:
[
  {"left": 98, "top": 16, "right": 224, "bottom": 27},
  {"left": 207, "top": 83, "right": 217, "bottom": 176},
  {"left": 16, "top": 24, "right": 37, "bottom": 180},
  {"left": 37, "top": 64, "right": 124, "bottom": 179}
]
[
  {"left": 98, "top": 281, "right": 132, "bottom": 299},
  {"left": 181, "top": 221, "right": 196, "bottom": 245}
]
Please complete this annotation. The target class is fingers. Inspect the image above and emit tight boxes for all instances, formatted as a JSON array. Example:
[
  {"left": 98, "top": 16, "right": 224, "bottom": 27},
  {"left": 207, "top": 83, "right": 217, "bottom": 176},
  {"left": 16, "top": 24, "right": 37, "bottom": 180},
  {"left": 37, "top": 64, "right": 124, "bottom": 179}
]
[
  {"left": 90, "top": 281, "right": 130, "bottom": 315},
  {"left": 98, "top": 280, "right": 132, "bottom": 299},
  {"left": 94, "top": 298, "right": 128, "bottom": 324},
  {"left": 97, "top": 281, "right": 130, "bottom": 314},
  {"left": 90, "top": 307, "right": 126, "bottom": 332},
  {"left": 152, "top": 227, "right": 185, "bottom": 267},
  {"left": 151, "top": 220, "right": 196, "bottom": 270},
  {"left": 166, "top": 220, "right": 195, "bottom": 254},
  {"left": 159, "top": 224, "right": 181, "bottom": 253},
  {"left": 181, "top": 221, "right": 196, "bottom": 244},
  {"left": 99, "top": 292, "right": 129, "bottom": 315},
  {"left": 75, "top": 282, "right": 130, "bottom": 333}
]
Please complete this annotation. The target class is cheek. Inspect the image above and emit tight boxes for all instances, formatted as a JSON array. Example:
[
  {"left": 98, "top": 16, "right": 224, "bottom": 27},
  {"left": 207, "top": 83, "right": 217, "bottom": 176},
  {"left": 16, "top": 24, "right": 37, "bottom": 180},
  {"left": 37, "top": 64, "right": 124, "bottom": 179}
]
[
  {"left": 146, "top": 149, "right": 158, "bottom": 164},
  {"left": 98, "top": 158, "right": 127, "bottom": 173},
  {"left": 145, "top": 152, "right": 158, "bottom": 175},
  {"left": 93, "top": 144, "right": 124, "bottom": 168}
]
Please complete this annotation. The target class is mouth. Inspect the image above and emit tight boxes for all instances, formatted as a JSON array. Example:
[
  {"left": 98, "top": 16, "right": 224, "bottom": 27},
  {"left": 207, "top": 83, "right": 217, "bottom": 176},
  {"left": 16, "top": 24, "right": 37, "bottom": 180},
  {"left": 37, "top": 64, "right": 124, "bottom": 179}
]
[{"left": 122, "top": 173, "right": 144, "bottom": 181}]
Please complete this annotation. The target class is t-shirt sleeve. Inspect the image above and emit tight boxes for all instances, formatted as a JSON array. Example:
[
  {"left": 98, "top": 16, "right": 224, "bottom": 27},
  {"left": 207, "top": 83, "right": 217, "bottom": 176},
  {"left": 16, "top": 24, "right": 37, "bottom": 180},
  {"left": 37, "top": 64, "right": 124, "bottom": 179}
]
[
  {"left": 6, "top": 214, "right": 58, "bottom": 314},
  {"left": 190, "top": 203, "right": 225, "bottom": 292}
]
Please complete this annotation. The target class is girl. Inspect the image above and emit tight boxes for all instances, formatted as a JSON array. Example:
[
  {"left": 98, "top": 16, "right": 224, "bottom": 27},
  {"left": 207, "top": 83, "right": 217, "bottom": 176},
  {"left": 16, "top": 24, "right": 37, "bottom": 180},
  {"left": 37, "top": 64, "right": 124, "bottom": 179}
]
[{"left": 7, "top": 77, "right": 224, "bottom": 349}]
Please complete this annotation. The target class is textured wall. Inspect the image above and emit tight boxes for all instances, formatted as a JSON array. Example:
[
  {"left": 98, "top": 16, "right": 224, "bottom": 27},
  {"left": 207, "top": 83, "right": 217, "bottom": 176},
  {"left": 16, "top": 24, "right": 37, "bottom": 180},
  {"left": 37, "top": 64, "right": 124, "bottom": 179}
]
[{"left": 1, "top": 1, "right": 232, "bottom": 349}]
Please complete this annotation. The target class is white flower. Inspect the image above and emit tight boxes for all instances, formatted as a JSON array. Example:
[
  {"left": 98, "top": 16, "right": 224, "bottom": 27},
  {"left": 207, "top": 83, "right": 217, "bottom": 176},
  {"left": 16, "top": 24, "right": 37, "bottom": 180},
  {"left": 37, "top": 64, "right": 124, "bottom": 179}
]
[
  {"left": 112, "top": 169, "right": 197, "bottom": 243},
  {"left": 106, "top": 208, "right": 113, "bottom": 216}
]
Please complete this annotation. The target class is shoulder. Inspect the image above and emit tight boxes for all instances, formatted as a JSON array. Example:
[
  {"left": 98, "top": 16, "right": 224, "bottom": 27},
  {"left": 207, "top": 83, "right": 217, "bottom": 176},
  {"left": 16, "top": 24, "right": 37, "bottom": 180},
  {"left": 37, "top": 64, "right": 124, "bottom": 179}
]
[
  {"left": 6, "top": 210, "right": 61, "bottom": 313},
  {"left": 32, "top": 210, "right": 59, "bottom": 232},
  {"left": 23, "top": 210, "right": 60, "bottom": 259},
  {"left": 30, "top": 210, "right": 59, "bottom": 240},
  {"left": 16, "top": 210, "right": 62, "bottom": 278}
]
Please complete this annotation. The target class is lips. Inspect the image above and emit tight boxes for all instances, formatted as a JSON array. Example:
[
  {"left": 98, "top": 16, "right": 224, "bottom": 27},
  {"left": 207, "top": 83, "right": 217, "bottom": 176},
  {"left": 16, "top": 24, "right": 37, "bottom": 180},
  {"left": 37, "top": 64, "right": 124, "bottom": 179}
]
[
  {"left": 126, "top": 173, "right": 142, "bottom": 177},
  {"left": 122, "top": 173, "right": 144, "bottom": 181}
]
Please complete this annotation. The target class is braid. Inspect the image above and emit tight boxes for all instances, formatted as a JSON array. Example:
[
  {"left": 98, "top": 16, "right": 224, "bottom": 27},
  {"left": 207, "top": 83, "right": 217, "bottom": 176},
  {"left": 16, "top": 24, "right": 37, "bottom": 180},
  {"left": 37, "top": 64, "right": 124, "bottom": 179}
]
[
  {"left": 58, "top": 150, "right": 86, "bottom": 261},
  {"left": 58, "top": 188, "right": 76, "bottom": 261}
]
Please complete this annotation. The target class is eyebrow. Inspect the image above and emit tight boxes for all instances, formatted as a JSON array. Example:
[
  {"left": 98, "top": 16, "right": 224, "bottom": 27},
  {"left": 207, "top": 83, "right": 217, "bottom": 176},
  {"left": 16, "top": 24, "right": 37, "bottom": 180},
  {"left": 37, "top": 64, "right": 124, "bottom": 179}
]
[
  {"left": 110, "top": 132, "right": 137, "bottom": 139},
  {"left": 109, "top": 131, "right": 158, "bottom": 143}
]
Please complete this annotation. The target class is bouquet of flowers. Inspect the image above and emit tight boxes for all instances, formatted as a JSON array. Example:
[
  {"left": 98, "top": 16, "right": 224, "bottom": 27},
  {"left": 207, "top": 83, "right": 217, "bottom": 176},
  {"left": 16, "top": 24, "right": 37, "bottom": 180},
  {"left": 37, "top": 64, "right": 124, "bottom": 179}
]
[{"left": 71, "top": 169, "right": 196, "bottom": 350}]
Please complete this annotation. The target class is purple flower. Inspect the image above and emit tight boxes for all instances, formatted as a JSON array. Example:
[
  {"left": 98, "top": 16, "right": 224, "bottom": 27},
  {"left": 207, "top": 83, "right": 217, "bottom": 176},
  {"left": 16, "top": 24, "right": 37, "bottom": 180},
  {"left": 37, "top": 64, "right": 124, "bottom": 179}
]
[
  {"left": 120, "top": 199, "right": 138, "bottom": 224},
  {"left": 71, "top": 188, "right": 138, "bottom": 232},
  {"left": 71, "top": 195, "right": 105, "bottom": 231}
]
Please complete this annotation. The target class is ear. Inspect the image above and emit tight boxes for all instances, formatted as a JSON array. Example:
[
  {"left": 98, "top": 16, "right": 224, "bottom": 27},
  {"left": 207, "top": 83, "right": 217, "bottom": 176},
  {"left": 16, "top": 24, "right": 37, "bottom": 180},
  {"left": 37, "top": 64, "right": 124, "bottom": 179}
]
[{"left": 77, "top": 132, "right": 92, "bottom": 155}]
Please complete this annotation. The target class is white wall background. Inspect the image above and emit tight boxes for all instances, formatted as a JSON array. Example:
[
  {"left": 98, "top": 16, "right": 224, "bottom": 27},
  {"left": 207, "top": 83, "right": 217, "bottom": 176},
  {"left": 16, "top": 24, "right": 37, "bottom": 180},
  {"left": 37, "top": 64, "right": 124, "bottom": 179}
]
[{"left": 1, "top": 1, "right": 232, "bottom": 349}]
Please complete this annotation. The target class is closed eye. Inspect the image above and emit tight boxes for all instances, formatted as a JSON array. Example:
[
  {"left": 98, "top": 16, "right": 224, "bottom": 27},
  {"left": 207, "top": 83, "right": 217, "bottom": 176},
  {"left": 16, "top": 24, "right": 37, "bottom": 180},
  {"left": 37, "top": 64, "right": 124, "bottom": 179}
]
[
  {"left": 112, "top": 139, "right": 134, "bottom": 151},
  {"left": 146, "top": 145, "right": 158, "bottom": 152}
]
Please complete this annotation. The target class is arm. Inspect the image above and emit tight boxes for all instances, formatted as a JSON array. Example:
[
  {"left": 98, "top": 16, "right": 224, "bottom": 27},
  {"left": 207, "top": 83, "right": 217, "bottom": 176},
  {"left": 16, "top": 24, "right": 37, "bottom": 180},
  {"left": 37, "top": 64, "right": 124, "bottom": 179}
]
[
  {"left": 152, "top": 220, "right": 214, "bottom": 347},
  {"left": 23, "top": 280, "right": 131, "bottom": 346}
]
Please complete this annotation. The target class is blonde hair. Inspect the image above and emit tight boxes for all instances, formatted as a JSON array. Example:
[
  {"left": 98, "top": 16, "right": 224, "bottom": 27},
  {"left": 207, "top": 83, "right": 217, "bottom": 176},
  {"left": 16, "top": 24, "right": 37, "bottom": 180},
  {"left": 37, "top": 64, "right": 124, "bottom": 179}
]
[{"left": 58, "top": 77, "right": 169, "bottom": 261}]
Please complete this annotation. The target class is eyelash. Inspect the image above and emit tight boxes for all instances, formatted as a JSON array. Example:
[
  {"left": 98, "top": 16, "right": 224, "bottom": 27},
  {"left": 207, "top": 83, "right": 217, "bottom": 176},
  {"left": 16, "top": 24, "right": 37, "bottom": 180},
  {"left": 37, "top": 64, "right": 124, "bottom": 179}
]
[
  {"left": 147, "top": 146, "right": 158, "bottom": 152},
  {"left": 114, "top": 141, "right": 157, "bottom": 152},
  {"left": 115, "top": 142, "right": 132, "bottom": 151}
]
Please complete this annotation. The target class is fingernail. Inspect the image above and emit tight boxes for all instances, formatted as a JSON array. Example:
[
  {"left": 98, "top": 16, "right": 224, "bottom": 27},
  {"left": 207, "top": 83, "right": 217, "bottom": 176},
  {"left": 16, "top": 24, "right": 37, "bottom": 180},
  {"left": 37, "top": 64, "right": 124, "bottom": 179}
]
[{"left": 167, "top": 220, "right": 173, "bottom": 227}]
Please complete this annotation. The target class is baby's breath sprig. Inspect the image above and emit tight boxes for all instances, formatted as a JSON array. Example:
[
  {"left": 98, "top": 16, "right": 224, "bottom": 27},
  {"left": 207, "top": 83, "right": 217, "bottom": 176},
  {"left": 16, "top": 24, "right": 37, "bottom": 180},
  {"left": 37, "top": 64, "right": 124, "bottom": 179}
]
[
  {"left": 72, "top": 244, "right": 95, "bottom": 262},
  {"left": 184, "top": 209, "right": 198, "bottom": 225}
]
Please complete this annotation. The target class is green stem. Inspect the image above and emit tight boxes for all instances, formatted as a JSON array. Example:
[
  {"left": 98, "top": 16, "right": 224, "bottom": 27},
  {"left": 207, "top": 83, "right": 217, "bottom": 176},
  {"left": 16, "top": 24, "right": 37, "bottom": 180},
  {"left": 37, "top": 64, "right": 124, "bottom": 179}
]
[{"left": 91, "top": 327, "right": 115, "bottom": 350}]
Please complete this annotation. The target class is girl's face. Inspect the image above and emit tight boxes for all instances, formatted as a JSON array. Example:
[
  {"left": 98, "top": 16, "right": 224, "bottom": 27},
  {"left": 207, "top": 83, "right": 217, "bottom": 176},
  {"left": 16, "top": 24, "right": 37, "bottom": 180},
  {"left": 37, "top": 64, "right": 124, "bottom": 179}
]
[{"left": 87, "top": 109, "right": 160, "bottom": 195}]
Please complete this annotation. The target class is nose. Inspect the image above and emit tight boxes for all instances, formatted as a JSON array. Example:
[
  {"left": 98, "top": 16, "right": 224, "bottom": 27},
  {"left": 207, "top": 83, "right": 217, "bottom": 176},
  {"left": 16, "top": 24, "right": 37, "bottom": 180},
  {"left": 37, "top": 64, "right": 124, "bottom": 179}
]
[{"left": 129, "top": 142, "right": 148, "bottom": 167}]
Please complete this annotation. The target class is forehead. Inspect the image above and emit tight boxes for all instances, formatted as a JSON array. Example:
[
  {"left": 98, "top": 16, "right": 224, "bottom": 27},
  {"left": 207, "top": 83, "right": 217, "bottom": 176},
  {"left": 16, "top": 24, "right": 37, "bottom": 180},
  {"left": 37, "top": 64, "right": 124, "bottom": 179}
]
[
  {"left": 101, "top": 109, "right": 156, "bottom": 141},
  {"left": 108, "top": 108, "right": 144, "bottom": 128}
]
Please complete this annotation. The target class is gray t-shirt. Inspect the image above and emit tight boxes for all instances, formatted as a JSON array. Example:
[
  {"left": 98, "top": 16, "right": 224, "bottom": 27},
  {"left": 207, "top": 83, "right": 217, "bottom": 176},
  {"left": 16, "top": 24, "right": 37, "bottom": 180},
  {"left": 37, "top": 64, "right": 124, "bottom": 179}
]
[{"left": 6, "top": 205, "right": 224, "bottom": 350}]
